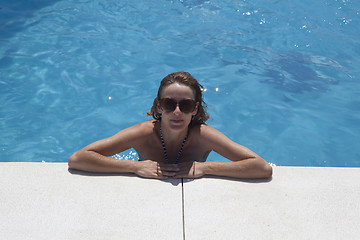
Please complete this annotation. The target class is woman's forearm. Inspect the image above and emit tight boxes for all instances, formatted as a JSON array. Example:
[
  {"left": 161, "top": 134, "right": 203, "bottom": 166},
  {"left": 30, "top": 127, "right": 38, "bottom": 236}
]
[
  {"left": 68, "top": 150, "right": 137, "bottom": 173},
  {"left": 202, "top": 158, "right": 273, "bottom": 179}
]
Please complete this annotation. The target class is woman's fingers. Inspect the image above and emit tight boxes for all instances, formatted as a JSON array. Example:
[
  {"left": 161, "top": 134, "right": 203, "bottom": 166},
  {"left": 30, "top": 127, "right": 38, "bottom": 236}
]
[
  {"left": 171, "top": 162, "right": 192, "bottom": 178},
  {"left": 158, "top": 163, "right": 179, "bottom": 172},
  {"left": 134, "top": 160, "right": 166, "bottom": 179},
  {"left": 173, "top": 161, "right": 205, "bottom": 179},
  {"left": 158, "top": 163, "right": 179, "bottom": 177},
  {"left": 135, "top": 160, "right": 205, "bottom": 179}
]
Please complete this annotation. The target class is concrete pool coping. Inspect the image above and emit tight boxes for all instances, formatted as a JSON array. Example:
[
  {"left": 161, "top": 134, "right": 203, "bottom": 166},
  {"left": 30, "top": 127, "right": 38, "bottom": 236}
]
[{"left": 1, "top": 163, "right": 359, "bottom": 239}]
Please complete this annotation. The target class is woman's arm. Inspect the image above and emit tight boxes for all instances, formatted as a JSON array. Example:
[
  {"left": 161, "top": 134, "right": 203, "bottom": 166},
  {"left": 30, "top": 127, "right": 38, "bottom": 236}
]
[
  {"left": 175, "top": 125, "right": 272, "bottom": 179},
  {"left": 68, "top": 145, "right": 138, "bottom": 173},
  {"left": 68, "top": 122, "right": 179, "bottom": 179},
  {"left": 68, "top": 123, "right": 141, "bottom": 173}
]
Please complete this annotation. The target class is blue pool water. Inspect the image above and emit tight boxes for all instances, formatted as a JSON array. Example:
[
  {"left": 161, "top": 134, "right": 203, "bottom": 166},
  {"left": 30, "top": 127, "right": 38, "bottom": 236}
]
[{"left": 0, "top": 0, "right": 359, "bottom": 167}]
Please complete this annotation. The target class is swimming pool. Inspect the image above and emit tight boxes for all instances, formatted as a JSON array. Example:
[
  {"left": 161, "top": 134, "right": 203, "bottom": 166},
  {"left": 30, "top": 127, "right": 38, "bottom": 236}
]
[{"left": 0, "top": 0, "right": 359, "bottom": 167}]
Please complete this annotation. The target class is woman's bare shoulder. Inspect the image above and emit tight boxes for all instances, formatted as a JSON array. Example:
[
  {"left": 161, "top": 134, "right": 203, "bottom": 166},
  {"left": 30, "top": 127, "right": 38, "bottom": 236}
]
[
  {"left": 198, "top": 124, "right": 223, "bottom": 138},
  {"left": 118, "top": 120, "right": 157, "bottom": 138},
  {"left": 103, "top": 120, "right": 157, "bottom": 150},
  {"left": 196, "top": 124, "right": 231, "bottom": 148}
]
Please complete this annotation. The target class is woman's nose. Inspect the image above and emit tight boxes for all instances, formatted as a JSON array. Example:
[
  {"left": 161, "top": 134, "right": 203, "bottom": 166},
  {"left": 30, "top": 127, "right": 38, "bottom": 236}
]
[{"left": 173, "top": 104, "right": 182, "bottom": 114}]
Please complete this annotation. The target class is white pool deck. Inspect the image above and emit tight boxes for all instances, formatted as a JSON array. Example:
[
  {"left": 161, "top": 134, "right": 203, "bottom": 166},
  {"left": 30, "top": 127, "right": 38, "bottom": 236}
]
[{"left": 1, "top": 163, "right": 359, "bottom": 240}]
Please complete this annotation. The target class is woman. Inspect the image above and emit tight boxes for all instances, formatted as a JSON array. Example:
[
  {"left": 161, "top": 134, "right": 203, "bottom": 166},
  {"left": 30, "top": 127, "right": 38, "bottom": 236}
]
[{"left": 68, "top": 72, "right": 272, "bottom": 179}]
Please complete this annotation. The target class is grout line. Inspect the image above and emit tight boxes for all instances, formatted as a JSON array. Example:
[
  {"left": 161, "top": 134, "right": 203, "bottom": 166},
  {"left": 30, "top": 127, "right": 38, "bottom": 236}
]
[{"left": 181, "top": 178, "right": 185, "bottom": 240}]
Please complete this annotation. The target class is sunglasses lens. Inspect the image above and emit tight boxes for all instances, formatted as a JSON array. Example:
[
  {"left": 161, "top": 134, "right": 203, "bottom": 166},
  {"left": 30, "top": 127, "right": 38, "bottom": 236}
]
[
  {"left": 160, "top": 98, "right": 177, "bottom": 112},
  {"left": 179, "top": 100, "right": 195, "bottom": 113},
  {"left": 160, "top": 98, "right": 196, "bottom": 113}
]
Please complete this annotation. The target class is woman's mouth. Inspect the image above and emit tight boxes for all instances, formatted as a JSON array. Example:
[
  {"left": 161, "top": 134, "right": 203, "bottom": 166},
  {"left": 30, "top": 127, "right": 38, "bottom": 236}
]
[{"left": 170, "top": 119, "right": 183, "bottom": 123}]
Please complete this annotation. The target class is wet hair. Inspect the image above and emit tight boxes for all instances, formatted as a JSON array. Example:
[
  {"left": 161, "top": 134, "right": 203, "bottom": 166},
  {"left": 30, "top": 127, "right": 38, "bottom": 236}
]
[{"left": 147, "top": 72, "right": 209, "bottom": 126}]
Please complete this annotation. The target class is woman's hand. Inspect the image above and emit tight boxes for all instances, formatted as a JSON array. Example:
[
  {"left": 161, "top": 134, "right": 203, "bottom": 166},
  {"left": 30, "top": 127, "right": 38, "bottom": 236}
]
[
  {"left": 173, "top": 161, "right": 206, "bottom": 179},
  {"left": 134, "top": 160, "right": 206, "bottom": 179},
  {"left": 134, "top": 160, "right": 180, "bottom": 180}
]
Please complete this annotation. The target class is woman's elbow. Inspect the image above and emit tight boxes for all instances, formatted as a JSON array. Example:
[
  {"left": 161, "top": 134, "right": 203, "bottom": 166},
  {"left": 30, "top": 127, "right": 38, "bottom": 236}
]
[
  {"left": 255, "top": 157, "right": 273, "bottom": 179},
  {"left": 68, "top": 152, "right": 80, "bottom": 169},
  {"left": 262, "top": 164, "right": 273, "bottom": 179}
]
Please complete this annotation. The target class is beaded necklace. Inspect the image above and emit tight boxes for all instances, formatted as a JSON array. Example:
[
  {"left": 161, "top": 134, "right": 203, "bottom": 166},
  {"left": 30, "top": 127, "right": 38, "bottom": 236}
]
[{"left": 159, "top": 126, "right": 188, "bottom": 164}]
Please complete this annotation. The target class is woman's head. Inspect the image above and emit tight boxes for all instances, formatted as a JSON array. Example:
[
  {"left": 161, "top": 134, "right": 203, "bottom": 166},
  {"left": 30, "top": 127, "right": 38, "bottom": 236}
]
[{"left": 147, "top": 72, "right": 209, "bottom": 126}]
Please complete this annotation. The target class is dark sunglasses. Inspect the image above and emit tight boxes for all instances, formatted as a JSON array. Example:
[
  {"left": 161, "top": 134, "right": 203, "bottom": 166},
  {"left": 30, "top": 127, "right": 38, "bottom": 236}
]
[{"left": 159, "top": 98, "right": 196, "bottom": 113}]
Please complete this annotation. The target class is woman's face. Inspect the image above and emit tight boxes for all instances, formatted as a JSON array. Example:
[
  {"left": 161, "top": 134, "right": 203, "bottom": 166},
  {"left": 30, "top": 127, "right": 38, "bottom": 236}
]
[{"left": 158, "top": 83, "right": 198, "bottom": 131}]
